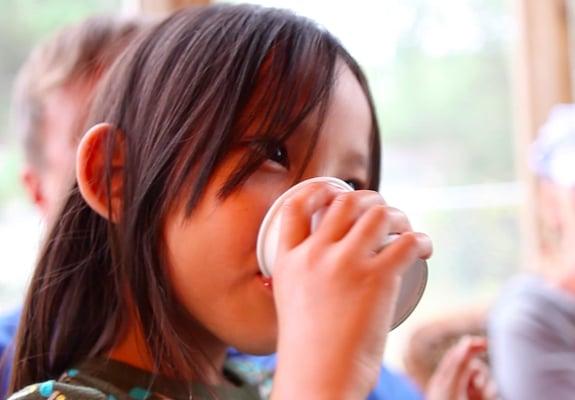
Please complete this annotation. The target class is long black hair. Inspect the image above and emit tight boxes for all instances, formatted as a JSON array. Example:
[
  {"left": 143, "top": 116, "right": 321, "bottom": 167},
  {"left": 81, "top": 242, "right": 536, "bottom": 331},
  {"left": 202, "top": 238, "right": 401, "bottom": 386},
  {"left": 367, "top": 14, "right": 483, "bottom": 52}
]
[{"left": 11, "top": 4, "right": 381, "bottom": 392}]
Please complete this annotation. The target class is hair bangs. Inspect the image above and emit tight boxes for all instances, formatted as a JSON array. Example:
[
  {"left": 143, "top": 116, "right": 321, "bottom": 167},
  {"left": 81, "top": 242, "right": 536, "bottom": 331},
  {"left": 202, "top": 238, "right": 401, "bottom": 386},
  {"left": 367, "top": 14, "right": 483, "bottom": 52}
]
[
  {"left": 142, "top": 6, "right": 346, "bottom": 216},
  {"left": 217, "top": 21, "right": 340, "bottom": 198}
]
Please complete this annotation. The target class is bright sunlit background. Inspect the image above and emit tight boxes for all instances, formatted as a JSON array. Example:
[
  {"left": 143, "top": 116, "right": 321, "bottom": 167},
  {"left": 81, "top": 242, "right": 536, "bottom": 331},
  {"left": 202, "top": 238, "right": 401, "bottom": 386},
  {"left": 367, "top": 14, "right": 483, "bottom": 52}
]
[{"left": 0, "top": 0, "right": 520, "bottom": 369}]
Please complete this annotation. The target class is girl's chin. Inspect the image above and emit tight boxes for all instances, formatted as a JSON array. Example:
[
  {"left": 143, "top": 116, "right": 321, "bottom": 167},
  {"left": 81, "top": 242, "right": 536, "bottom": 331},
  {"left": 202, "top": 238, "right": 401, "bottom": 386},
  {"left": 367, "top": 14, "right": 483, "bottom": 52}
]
[{"left": 227, "top": 322, "right": 278, "bottom": 355}]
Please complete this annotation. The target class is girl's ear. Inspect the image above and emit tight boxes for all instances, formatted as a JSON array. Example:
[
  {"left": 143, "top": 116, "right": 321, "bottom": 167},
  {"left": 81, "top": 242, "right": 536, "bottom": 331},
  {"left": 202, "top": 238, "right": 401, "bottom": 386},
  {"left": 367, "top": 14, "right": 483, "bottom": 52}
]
[{"left": 76, "top": 122, "right": 125, "bottom": 223}]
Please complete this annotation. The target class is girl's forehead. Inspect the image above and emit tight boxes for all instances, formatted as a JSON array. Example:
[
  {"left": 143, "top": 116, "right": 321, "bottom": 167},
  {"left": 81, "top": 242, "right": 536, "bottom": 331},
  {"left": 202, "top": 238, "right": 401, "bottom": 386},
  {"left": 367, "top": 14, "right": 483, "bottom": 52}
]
[
  {"left": 231, "top": 57, "right": 373, "bottom": 176},
  {"left": 318, "top": 66, "right": 372, "bottom": 154},
  {"left": 286, "top": 66, "right": 372, "bottom": 181}
]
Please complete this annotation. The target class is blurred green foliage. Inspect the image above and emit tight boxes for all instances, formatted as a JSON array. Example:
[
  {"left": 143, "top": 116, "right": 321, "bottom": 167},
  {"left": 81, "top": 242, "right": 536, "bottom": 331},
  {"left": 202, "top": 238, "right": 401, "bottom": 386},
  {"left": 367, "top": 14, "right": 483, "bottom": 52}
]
[
  {"left": 370, "top": 0, "right": 514, "bottom": 185},
  {"left": 0, "top": 150, "right": 24, "bottom": 204}
]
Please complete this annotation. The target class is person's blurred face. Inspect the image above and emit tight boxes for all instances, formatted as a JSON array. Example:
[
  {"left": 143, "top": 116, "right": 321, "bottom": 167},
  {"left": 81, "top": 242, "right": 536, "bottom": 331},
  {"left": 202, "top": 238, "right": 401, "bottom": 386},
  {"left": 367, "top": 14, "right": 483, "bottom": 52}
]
[
  {"left": 22, "top": 80, "right": 94, "bottom": 225},
  {"left": 540, "top": 180, "right": 575, "bottom": 269},
  {"left": 554, "top": 186, "right": 575, "bottom": 267}
]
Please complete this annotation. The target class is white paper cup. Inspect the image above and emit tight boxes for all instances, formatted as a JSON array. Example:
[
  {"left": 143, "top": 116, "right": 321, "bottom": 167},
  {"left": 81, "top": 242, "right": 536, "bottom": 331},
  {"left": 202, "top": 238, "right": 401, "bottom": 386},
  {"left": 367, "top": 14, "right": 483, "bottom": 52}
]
[{"left": 256, "top": 176, "right": 428, "bottom": 330}]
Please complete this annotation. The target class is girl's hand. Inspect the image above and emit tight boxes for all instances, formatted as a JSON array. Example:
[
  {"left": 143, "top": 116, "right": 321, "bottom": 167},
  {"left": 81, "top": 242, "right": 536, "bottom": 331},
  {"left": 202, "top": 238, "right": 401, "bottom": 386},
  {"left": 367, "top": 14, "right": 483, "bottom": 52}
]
[
  {"left": 426, "top": 337, "right": 499, "bottom": 400},
  {"left": 270, "top": 183, "right": 432, "bottom": 400}
]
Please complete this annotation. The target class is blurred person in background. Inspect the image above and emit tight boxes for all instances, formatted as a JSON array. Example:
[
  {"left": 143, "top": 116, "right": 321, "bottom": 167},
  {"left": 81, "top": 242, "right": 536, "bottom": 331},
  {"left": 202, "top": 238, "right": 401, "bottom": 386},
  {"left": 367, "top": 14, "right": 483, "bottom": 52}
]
[
  {"left": 488, "top": 104, "right": 575, "bottom": 400},
  {"left": 14, "top": 16, "right": 148, "bottom": 227},
  {"left": 404, "top": 308, "right": 498, "bottom": 400}
]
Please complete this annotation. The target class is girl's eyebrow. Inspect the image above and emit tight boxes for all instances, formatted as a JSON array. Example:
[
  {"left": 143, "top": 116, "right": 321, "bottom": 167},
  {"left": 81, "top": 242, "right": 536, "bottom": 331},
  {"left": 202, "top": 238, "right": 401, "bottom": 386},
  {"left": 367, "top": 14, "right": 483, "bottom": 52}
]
[{"left": 343, "top": 152, "right": 368, "bottom": 170}]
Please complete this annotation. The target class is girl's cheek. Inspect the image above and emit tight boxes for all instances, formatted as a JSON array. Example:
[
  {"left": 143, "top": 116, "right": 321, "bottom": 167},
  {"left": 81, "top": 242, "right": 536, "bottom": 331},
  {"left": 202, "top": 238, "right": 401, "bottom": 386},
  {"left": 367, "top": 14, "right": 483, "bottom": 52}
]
[{"left": 245, "top": 169, "right": 292, "bottom": 204}]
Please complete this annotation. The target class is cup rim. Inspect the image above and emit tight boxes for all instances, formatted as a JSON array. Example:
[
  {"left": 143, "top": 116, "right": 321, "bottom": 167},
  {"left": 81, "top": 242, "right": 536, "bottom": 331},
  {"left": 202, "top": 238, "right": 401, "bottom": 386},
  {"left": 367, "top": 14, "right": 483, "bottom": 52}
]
[{"left": 256, "top": 176, "right": 353, "bottom": 277}]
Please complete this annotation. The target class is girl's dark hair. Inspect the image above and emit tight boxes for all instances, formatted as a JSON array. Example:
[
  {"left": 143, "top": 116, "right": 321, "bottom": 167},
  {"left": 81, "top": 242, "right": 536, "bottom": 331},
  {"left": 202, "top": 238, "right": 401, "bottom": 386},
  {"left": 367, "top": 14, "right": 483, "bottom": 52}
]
[{"left": 10, "top": 4, "right": 381, "bottom": 392}]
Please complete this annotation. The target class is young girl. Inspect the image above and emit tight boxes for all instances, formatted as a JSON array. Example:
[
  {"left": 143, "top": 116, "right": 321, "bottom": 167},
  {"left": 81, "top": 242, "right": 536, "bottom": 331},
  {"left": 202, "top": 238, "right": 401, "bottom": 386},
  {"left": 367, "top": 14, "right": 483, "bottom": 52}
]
[{"left": 9, "top": 4, "right": 431, "bottom": 399}]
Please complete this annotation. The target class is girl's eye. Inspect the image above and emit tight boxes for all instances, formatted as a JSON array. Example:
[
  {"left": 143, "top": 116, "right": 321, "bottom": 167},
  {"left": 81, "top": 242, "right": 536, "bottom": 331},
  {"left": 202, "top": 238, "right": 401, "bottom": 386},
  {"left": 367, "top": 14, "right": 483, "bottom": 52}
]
[
  {"left": 344, "top": 179, "right": 362, "bottom": 191},
  {"left": 263, "top": 140, "right": 289, "bottom": 168}
]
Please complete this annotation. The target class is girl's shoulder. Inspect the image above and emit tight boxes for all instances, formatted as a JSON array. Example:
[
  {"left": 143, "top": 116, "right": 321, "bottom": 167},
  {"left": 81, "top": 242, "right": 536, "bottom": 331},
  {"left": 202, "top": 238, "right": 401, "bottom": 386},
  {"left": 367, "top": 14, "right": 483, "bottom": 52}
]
[{"left": 8, "top": 380, "right": 108, "bottom": 400}]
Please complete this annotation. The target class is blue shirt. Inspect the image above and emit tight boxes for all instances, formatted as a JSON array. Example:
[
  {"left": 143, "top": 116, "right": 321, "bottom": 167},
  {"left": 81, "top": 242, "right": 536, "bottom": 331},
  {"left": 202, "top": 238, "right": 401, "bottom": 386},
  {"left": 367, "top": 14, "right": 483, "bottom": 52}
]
[
  {"left": 367, "top": 366, "right": 423, "bottom": 400},
  {"left": 0, "top": 308, "right": 20, "bottom": 399}
]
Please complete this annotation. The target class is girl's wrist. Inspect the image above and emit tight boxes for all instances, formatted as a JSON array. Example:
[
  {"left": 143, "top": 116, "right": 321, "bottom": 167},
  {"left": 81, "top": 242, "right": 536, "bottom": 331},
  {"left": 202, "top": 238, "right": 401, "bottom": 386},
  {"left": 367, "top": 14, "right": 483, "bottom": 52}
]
[
  {"left": 272, "top": 346, "right": 368, "bottom": 400},
  {"left": 271, "top": 371, "right": 363, "bottom": 400}
]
